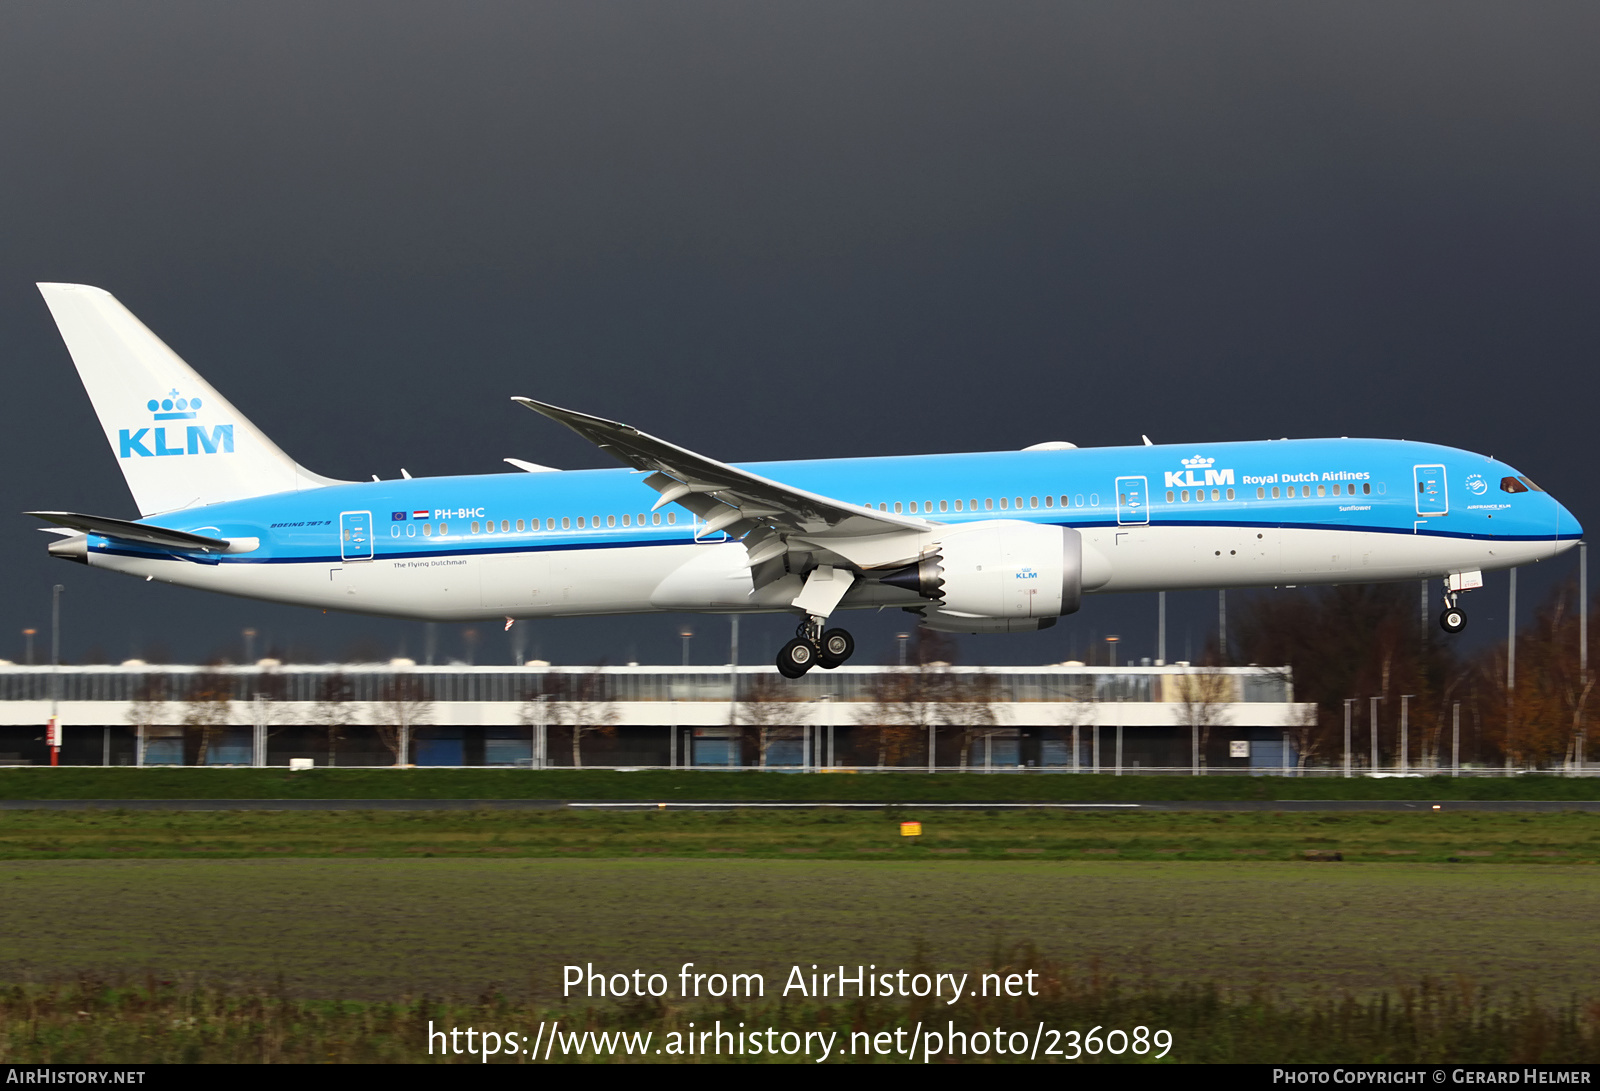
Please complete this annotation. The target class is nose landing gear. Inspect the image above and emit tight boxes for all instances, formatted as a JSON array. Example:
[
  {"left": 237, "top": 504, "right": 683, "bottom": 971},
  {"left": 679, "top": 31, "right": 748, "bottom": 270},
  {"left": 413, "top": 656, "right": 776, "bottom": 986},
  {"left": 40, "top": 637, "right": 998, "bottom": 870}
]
[
  {"left": 1439, "top": 576, "right": 1471, "bottom": 634},
  {"left": 776, "top": 617, "right": 855, "bottom": 677}
]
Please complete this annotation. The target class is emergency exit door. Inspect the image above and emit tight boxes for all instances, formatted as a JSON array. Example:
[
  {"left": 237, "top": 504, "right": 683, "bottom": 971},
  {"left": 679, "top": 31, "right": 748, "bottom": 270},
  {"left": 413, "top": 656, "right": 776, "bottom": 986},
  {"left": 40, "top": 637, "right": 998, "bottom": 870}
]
[
  {"left": 1413, "top": 465, "right": 1448, "bottom": 517},
  {"left": 340, "top": 510, "right": 374, "bottom": 561}
]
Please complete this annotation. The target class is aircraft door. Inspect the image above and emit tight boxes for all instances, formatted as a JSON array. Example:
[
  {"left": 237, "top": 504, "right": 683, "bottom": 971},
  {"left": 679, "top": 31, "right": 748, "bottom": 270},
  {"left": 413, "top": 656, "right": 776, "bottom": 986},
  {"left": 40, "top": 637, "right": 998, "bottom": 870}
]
[
  {"left": 1115, "top": 476, "right": 1149, "bottom": 526},
  {"left": 340, "top": 510, "right": 374, "bottom": 561},
  {"left": 1414, "top": 465, "right": 1448, "bottom": 517}
]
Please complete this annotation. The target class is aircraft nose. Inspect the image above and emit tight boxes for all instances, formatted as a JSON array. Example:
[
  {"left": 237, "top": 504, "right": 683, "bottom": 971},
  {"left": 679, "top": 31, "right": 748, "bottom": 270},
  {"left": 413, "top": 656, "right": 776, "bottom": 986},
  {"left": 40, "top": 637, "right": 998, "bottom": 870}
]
[{"left": 1555, "top": 495, "right": 1582, "bottom": 544}]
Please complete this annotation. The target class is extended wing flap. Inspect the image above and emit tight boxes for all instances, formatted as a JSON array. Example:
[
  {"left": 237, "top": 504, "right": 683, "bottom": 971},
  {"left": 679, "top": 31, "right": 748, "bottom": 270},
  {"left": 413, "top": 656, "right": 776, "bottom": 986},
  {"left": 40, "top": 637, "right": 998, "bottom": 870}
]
[{"left": 25, "top": 511, "right": 232, "bottom": 553}]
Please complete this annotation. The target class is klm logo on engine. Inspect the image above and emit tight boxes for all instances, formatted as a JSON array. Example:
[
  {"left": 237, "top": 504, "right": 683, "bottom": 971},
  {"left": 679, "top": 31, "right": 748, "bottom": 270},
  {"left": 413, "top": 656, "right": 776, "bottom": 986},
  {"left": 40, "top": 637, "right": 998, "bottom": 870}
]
[
  {"left": 1164, "top": 455, "right": 1234, "bottom": 490},
  {"left": 118, "top": 390, "right": 233, "bottom": 458}
]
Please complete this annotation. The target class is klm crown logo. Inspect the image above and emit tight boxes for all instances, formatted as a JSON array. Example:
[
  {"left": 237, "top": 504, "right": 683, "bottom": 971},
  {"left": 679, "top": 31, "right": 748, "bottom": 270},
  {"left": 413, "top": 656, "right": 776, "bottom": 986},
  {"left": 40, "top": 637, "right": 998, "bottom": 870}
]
[
  {"left": 149, "top": 388, "right": 202, "bottom": 420},
  {"left": 1166, "top": 454, "right": 1233, "bottom": 490},
  {"left": 119, "top": 389, "right": 233, "bottom": 459}
]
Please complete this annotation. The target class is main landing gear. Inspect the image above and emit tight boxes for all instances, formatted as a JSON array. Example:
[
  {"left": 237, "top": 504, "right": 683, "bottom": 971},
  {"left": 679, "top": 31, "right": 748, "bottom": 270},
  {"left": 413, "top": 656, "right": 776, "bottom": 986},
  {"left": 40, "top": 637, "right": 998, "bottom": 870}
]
[{"left": 776, "top": 617, "right": 855, "bottom": 678}]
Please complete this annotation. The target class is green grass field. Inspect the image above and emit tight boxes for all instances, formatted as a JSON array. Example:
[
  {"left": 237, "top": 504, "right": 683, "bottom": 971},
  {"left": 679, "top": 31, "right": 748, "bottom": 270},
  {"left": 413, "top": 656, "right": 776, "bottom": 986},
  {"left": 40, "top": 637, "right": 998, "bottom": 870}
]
[
  {"left": 3, "top": 857, "right": 1598, "bottom": 1003},
  {"left": 1, "top": 807, "right": 1597, "bottom": 862},
  {"left": 3, "top": 803, "right": 1597, "bottom": 1063},
  {"left": 4, "top": 767, "right": 1598, "bottom": 801}
]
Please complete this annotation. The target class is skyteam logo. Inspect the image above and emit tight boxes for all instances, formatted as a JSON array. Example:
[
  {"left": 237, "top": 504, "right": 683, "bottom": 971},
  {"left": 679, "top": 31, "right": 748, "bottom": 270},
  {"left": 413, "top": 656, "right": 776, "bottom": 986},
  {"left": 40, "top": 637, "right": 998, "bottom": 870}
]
[
  {"left": 1164, "top": 455, "right": 1234, "bottom": 490},
  {"left": 118, "top": 389, "right": 234, "bottom": 458},
  {"left": 1465, "top": 473, "right": 1488, "bottom": 496}
]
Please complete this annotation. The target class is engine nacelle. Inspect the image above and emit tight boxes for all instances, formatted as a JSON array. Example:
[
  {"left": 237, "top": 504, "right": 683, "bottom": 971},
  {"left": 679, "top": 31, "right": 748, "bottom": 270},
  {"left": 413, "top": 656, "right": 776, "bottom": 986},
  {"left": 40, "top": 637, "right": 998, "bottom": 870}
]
[{"left": 878, "top": 519, "right": 1082, "bottom": 620}]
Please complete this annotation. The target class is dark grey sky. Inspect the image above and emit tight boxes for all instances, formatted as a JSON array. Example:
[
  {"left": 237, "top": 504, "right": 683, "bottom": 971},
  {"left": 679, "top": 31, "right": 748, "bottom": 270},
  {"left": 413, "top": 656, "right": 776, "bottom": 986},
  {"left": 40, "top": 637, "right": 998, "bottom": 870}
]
[{"left": 3, "top": 3, "right": 1596, "bottom": 667}]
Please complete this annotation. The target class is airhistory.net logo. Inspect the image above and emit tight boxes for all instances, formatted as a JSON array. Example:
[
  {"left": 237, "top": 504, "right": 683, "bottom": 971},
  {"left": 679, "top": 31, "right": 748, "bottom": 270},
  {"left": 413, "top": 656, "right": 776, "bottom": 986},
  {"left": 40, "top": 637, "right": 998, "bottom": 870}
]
[{"left": 118, "top": 389, "right": 233, "bottom": 458}]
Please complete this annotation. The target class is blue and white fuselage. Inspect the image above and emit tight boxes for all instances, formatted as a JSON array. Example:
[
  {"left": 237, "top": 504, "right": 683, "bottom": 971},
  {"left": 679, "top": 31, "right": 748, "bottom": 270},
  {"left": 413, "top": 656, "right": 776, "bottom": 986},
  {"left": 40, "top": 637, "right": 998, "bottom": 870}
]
[{"left": 30, "top": 284, "right": 1580, "bottom": 671}]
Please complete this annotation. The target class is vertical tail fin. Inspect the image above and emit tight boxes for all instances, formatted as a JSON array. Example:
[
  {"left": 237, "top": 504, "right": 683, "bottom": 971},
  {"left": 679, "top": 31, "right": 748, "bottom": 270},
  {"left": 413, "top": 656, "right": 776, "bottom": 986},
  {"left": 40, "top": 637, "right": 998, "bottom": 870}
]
[{"left": 37, "top": 284, "right": 345, "bottom": 516}]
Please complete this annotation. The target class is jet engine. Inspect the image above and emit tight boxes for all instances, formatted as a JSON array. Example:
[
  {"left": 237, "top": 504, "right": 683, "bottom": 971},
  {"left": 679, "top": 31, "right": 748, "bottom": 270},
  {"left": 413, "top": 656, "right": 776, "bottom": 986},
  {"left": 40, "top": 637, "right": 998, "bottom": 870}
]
[{"left": 877, "top": 520, "right": 1083, "bottom": 624}]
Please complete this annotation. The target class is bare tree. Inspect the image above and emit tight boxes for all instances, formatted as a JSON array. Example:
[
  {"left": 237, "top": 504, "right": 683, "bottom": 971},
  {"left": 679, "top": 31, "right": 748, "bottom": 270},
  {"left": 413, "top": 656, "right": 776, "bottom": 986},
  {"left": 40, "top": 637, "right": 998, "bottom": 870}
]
[
  {"left": 740, "top": 674, "right": 810, "bottom": 767},
  {"left": 308, "top": 672, "right": 356, "bottom": 767},
  {"left": 181, "top": 671, "right": 234, "bottom": 765},
  {"left": 371, "top": 673, "right": 433, "bottom": 766},
  {"left": 126, "top": 674, "right": 170, "bottom": 766},
  {"left": 544, "top": 669, "right": 618, "bottom": 768},
  {"left": 856, "top": 666, "right": 945, "bottom": 768},
  {"left": 1173, "top": 668, "right": 1233, "bottom": 774},
  {"left": 1057, "top": 694, "right": 1098, "bottom": 772},
  {"left": 946, "top": 670, "right": 1002, "bottom": 771}
]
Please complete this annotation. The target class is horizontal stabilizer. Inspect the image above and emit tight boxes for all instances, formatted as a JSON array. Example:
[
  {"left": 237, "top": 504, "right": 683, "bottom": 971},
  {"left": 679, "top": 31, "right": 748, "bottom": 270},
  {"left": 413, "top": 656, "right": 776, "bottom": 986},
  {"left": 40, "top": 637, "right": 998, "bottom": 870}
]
[{"left": 25, "top": 511, "right": 232, "bottom": 553}]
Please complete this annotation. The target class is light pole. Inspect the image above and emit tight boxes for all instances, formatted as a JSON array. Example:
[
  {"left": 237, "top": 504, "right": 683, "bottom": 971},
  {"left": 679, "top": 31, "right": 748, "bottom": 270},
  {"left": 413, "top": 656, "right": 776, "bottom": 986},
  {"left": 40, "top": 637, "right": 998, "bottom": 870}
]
[
  {"left": 22, "top": 629, "right": 35, "bottom": 666},
  {"left": 1400, "top": 695, "right": 1415, "bottom": 775},
  {"left": 1343, "top": 699, "right": 1353, "bottom": 778},
  {"left": 242, "top": 628, "right": 257, "bottom": 664},
  {"left": 896, "top": 632, "right": 910, "bottom": 667},
  {"left": 49, "top": 585, "right": 62, "bottom": 766},
  {"left": 1105, "top": 635, "right": 1120, "bottom": 668},
  {"left": 1369, "top": 695, "right": 1381, "bottom": 773},
  {"left": 680, "top": 628, "right": 693, "bottom": 666}
]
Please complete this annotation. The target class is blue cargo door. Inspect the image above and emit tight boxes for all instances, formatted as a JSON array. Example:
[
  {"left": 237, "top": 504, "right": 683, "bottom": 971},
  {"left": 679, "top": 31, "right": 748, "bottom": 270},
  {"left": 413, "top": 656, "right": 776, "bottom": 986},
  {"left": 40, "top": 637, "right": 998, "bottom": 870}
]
[
  {"left": 340, "top": 510, "right": 374, "bottom": 561},
  {"left": 1413, "top": 465, "right": 1447, "bottom": 518},
  {"left": 1115, "top": 476, "right": 1149, "bottom": 526}
]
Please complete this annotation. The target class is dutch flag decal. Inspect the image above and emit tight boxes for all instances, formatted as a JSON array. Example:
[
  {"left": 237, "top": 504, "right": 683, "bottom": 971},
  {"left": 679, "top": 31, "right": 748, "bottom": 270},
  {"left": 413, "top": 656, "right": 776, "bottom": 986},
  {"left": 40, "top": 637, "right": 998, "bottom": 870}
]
[{"left": 412, "top": 509, "right": 429, "bottom": 519}]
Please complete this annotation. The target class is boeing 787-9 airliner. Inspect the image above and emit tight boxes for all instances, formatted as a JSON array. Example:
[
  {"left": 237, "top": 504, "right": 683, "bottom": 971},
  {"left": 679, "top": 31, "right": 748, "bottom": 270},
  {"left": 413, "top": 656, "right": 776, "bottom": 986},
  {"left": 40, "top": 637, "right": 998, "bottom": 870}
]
[{"left": 29, "top": 284, "right": 1581, "bottom": 676}]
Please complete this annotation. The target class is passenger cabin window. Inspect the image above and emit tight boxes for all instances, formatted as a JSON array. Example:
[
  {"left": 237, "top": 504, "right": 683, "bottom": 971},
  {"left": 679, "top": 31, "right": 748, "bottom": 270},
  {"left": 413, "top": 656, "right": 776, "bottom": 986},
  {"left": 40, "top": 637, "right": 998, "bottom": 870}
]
[
  {"left": 423, "top": 524, "right": 433, "bottom": 537},
  {"left": 939, "top": 500, "right": 948, "bottom": 512},
  {"left": 516, "top": 519, "right": 525, "bottom": 532},
  {"left": 999, "top": 497, "right": 1009, "bottom": 509},
  {"left": 667, "top": 512, "right": 676, "bottom": 524},
  {"left": 985, "top": 499, "right": 994, "bottom": 510},
  {"left": 1317, "top": 485, "right": 1326, "bottom": 497},
  {"left": 1271, "top": 487, "right": 1280, "bottom": 499},
  {"left": 439, "top": 523, "right": 449, "bottom": 535},
  {"left": 471, "top": 521, "right": 481, "bottom": 534},
  {"left": 1044, "top": 495, "right": 1053, "bottom": 508},
  {"left": 1500, "top": 476, "right": 1529, "bottom": 494},
  {"left": 1362, "top": 483, "right": 1370, "bottom": 495},
  {"left": 894, "top": 502, "right": 903, "bottom": 514},
  {"left": 1167, "top": 490, "right": 1175, "bottom": 502},
  {"left": 1226, "top": 489, "right": 1235, "bottom": 500},
  {"left": 955, "top": 500, "right": 964, "bottom": 511},
  {"left": 607, "top": 515, "right": 616, "bottom": 528},
  {"left": 1256, "top": 487, "right": 1265, "bottom": 499},
  {"left": 1030, "top": 496, "right": 1039, "bottom": 508},
  {"left": 562, "top": 517, "right": 571, "bottom": 530}
]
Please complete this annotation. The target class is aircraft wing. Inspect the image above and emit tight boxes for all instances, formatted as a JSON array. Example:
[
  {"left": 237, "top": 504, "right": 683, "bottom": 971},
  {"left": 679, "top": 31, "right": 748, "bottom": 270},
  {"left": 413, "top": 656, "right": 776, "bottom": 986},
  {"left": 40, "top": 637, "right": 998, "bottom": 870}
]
[
  {"left": 25, "top": 511, "right": 233, "bottom": 553},
  {"left": 513, "top": 398, "right": 933, "bottom": 567}
]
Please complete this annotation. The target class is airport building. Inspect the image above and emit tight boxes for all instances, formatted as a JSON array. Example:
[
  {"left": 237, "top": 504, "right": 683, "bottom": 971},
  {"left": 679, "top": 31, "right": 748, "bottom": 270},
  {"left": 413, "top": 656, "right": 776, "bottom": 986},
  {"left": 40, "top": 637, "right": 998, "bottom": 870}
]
[{"left": 0, "top": 661, "right": 1311, "bottom": 773}]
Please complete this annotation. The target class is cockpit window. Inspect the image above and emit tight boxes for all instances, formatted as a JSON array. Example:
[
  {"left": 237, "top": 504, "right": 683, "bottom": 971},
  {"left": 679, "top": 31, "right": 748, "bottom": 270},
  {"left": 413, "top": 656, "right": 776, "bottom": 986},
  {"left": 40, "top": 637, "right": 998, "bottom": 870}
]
[
  {"left": 1500, "top": 476, "right": 1528, "bottom": 494},
  {"left": 1517, "top": 475, "right": 1545, "bottom": 493}
]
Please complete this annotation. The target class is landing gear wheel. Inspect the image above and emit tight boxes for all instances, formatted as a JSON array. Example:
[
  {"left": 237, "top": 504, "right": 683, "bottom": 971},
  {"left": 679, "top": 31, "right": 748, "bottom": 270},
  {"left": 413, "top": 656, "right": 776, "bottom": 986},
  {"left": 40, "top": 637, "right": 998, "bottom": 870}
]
[
  {"left": 817, "top": 628, "right": 855, "bottom": 669},
  {"left": 1440, "top": 607, "right": 1467, "bottom": 634},
  {"left": 777, "top": 638, "right": 818, "bottom": 678}
]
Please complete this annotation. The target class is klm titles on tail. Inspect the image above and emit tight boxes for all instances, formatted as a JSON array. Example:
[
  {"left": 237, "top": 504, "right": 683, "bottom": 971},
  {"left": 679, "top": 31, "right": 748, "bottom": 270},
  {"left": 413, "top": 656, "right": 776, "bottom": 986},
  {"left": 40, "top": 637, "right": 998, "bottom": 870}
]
[{"left": 117, "top": 391, "right": 233, "bottom": 458}]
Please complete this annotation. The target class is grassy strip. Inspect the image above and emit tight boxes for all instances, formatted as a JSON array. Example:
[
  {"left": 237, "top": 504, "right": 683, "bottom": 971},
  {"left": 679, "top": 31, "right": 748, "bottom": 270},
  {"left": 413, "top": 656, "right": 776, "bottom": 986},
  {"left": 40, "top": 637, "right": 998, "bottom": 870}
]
[
  {"left": 3, "top": 768, "right": 1598, "bottom": 802},
  {"left": 3, "top": 965, "right": 1596, "bottom": 1063},
  {"left": 1, "top": 808, "right": 1596, "bottom": 861}
]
